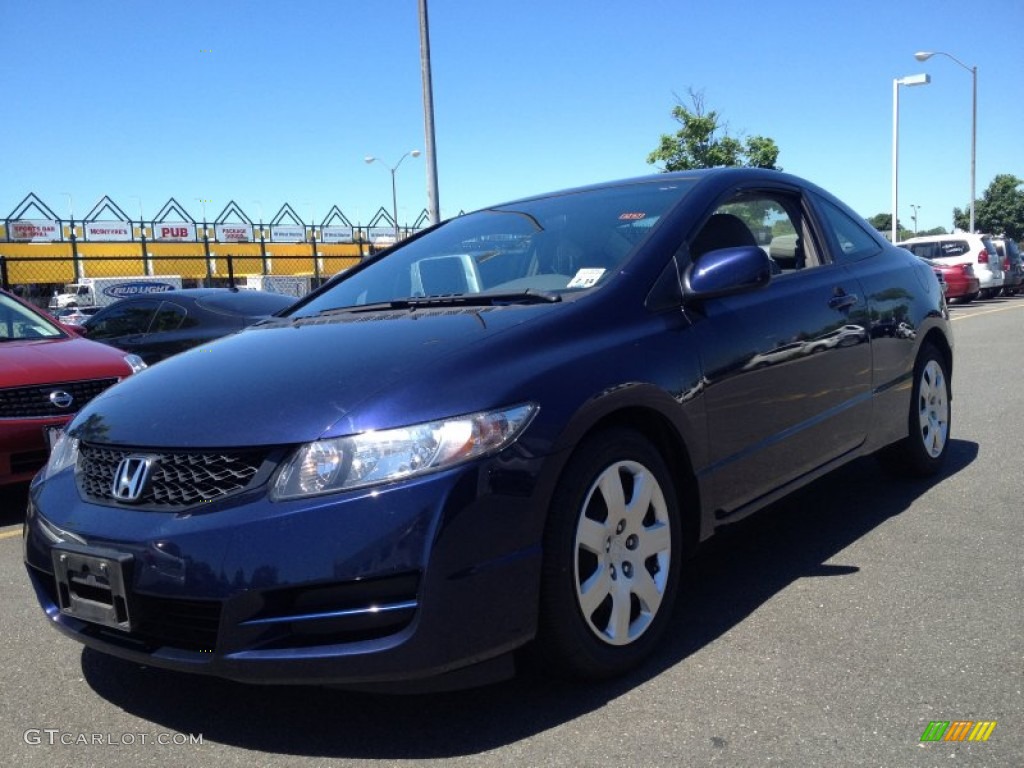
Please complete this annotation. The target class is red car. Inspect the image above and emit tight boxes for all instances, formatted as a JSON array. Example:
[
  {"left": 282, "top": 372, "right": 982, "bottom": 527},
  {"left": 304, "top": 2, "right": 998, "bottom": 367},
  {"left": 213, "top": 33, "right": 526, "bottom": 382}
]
[
  {"left": 1, "top": 288, "right": 146, "bottom": 486},
  {"left": 922, "top": 259, "right": 980, "bottom": 303}
]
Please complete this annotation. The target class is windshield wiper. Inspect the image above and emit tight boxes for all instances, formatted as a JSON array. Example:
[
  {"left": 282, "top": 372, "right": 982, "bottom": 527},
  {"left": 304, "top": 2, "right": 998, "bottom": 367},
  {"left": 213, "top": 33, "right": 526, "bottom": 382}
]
[{"left": 311, "top": 290, "right": 562, "bottom": 316}]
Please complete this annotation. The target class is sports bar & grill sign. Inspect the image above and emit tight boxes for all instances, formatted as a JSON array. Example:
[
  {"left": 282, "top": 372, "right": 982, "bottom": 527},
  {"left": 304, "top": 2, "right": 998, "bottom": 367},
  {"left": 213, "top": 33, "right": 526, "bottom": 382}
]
[{"left": 9, "top": 219, "right": 60, "bottom": 241}]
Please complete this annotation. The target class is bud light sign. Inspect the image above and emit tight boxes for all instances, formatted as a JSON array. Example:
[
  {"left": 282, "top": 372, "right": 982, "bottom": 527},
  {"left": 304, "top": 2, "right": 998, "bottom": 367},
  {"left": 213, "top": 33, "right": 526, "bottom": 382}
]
[{"left": 102, "top": 282, "right": 178, "bottom": 299}]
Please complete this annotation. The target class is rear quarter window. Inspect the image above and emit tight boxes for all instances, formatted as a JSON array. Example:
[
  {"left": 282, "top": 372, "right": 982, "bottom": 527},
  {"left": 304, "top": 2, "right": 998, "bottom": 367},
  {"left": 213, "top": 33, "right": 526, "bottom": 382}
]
[{"left": 938, "top": 240, "right": 970, "bottom": 258}]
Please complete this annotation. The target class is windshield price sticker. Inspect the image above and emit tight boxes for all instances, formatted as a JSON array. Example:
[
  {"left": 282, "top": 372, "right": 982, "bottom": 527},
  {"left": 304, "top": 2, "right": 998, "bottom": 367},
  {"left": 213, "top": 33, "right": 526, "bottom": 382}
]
[{"left": 568, "top": 268, "right": 606, "bottom": 288}]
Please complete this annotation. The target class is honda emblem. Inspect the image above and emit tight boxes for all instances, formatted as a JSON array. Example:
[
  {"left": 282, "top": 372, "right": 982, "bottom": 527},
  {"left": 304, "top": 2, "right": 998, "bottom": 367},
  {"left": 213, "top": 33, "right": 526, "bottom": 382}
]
[{"left": 111, "top": 456, "right": 155, "bottom": 502}]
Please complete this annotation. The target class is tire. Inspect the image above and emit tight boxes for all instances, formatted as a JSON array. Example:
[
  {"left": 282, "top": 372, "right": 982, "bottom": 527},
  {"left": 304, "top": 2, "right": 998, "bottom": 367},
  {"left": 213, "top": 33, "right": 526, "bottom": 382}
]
[
  {"left": 879, "top": 343, "right": 951, "bottom": 476},
  {"left": 957, "top": 292, "right": 977, "bottom": 305},
  {"left": 537, "top": 428, "right": 683, "bottom": 679}
]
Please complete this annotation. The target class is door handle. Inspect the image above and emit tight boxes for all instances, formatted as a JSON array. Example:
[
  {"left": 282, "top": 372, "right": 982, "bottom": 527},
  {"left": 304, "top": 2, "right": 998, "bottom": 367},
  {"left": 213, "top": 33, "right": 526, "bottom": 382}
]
[{"left": 828, "top": 293, "right": 858, "bottom": 311}]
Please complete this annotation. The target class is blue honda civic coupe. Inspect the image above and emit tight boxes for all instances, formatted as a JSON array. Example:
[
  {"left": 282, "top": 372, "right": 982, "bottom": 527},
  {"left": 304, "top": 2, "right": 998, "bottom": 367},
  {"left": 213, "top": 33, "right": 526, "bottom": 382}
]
[{"left": 23, "top": 169, "right": 952, "bottom": 691}]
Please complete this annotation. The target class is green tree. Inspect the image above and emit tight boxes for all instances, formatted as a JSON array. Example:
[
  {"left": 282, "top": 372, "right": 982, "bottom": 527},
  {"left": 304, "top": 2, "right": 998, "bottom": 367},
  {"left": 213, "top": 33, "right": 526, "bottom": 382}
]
[
  {"left": 953, "top": 174, "right": 1024, "bottom": 239},
  {"left": 867, "top": 212, "right": 914, "bottom": 241},
  {"left": 868, "top": 213, "right": 895, "bottom": 232},
  {"left": 647, "top": 89, "right": 781, "bottom": 171}
]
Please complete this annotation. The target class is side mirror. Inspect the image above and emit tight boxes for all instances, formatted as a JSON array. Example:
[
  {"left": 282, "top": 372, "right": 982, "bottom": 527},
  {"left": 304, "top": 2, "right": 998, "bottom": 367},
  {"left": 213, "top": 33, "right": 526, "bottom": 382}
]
[{"left": 682, "top": 245, "right": 772, "bottom": 301}]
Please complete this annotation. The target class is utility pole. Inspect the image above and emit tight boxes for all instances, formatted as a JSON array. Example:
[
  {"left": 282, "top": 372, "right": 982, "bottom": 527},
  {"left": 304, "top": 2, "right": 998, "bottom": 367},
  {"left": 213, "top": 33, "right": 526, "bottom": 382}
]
[{"left": 419, "top": 0, "right": 440, "bottom": 225}]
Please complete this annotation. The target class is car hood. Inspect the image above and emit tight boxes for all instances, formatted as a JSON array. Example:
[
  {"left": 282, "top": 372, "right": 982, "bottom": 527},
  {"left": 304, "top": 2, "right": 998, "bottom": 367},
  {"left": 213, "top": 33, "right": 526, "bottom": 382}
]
[
  {"left": 72, "top": 305, "right": 558, "bottom": 448},
  {"left": 0, "top": 337, "right": 132, "bottom": 388}
]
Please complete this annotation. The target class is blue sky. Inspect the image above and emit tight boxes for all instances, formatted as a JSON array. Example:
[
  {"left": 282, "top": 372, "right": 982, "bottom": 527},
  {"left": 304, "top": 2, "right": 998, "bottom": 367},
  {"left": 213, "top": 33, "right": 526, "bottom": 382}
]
[{"left": 3, "top": 0, "right": 1022, "bottom": 233}]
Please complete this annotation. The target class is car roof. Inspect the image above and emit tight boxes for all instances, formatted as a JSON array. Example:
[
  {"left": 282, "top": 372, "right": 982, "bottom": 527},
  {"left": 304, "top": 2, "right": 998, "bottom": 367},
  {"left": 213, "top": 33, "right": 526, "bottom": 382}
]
[{"left": 476, "top": 167, "right": 821, "bottom": 211}]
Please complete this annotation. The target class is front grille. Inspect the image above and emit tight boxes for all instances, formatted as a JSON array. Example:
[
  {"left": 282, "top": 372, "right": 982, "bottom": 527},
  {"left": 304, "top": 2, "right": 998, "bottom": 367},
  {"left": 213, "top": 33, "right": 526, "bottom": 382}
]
[
  {"left": 78, "top": 443, "right": 272, "bottom": 509},
  {"left": 0, "top": 378, "right": 119, "bottom": 419}
]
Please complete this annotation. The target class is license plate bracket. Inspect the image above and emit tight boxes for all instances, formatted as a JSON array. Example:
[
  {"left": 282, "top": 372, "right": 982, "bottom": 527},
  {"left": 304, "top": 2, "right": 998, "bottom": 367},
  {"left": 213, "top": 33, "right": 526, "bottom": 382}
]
[{"left": 52, "top": 545, "right": 134, "bottom": 631}]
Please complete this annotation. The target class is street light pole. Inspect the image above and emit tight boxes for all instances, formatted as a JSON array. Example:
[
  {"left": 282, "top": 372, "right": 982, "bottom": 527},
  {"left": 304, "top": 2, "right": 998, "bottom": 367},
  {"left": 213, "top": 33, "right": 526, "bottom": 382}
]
[
  {"left": 915, "top": 50, "right": 977, "bottom": 232},
  {"left": 892, "top": 73, "right": 930, "bottom": 243},
  {"left": 365, "top": 150, "right": 421, "bottom": 241},
  {"left": 419, "top": 0, "right": 440, "bottom": 225},
  {"left": 910, "top": 204, "right": 920, "bottom": 235}
]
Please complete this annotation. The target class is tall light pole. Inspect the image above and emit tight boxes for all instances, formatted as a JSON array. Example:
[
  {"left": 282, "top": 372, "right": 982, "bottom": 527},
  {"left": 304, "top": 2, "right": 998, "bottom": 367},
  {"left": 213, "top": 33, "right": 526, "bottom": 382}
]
[
  {"left": 910, "top": 204, "right": 921, "bottom": 235},
  {"left": 914, "top": 50, "right": 977, "bottom": 232},
  {"left": 419, "top": 0, "right": 440, "bottom": 225},
  {"left": 892, "top": 73, "right": 931, "bottom": 242},
  {"left": 365, "top": 150, "right": 421, "bottom": 240}
]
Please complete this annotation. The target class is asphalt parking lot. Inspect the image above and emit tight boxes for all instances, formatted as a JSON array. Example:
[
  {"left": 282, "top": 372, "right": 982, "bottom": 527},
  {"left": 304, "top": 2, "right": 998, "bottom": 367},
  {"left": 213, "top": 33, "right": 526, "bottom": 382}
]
[{"left": 1, "top": 296, "right": 1021, "bottom": 768}]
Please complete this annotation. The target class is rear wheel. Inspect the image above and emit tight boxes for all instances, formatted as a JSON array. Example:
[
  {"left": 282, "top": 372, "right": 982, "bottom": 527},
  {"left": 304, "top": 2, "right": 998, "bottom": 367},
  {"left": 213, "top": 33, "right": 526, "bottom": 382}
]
[
  {"left": 537, "top": 429, "right": 683, "bottom": 679},
  {"left": 879, "top": 343, "right": 951, "bottom": 476}
]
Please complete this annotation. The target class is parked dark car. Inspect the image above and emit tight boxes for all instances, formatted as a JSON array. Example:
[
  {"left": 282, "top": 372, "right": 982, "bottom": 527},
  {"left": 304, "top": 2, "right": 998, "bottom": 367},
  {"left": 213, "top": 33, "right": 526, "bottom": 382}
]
[
  {"left": 24, "top": 169, "right": 953, "bottom": 691},
  {"left": 0, "top": 288, "right": 145, "bottom": 486},
  {"left": 79, "top": 288, "right": 296, "bottom": 364}
]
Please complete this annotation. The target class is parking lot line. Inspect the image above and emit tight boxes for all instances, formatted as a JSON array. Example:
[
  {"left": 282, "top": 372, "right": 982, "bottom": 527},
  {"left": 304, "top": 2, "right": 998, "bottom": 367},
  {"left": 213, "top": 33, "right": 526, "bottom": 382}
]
[
  {"left": 0, "top": 528, "right": 22, "bottom": 540},
  {"left": 951, "top": 302, "right": 1024, "bottom": 321}
]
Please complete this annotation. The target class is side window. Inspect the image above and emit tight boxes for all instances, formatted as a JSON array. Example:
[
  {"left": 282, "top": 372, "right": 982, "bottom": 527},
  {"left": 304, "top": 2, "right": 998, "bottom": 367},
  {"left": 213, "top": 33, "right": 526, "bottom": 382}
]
[
  {"left": 692, "top": 191, "right": 822, "bottom": 274},
  {"left": 151, "top": 302, "right": 188, "bottom": 332},
  {"left": 904, "top": 242, "right": 937, "bottom": 259},
  {"left": 939, "top": 240, "right": 969, "bottom": 258},
  {"left": 817, "top": 199, "right": 882, "bottom": 263},
  {"left": 86, "top": 300, "right": 159, "bottom": 339}
]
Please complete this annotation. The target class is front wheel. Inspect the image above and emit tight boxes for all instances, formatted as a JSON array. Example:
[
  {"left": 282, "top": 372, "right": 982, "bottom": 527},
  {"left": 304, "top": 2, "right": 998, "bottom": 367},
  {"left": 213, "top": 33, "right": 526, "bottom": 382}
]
[
  {"left": 537, "top": 429, "right": 683, "bottom": 679},
  {"left": 879, "top": 343, "right": 951, "bottom": 476}
]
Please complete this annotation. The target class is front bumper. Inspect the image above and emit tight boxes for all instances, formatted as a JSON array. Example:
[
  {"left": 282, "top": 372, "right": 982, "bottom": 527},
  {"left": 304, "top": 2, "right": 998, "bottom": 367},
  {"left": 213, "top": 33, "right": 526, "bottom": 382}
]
[{"left": 23, "top": 456, "right": 545, "bottom": 688}]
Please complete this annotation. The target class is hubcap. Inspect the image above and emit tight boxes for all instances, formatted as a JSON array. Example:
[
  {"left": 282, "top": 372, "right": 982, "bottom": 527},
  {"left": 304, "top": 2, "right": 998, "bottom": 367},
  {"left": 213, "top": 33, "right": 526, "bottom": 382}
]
[
  {"left": 573, "top": 460, "right": 672, "bottom": 646},
  {"left": 918, "top": 359, "right": 949, "bottom": 458}
]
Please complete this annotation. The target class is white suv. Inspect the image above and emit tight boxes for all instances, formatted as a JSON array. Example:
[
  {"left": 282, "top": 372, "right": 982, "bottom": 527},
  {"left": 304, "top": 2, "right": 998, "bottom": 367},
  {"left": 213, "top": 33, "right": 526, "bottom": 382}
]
[{"left": 900, "top": 234, "right": 1004, "bottom": 299}]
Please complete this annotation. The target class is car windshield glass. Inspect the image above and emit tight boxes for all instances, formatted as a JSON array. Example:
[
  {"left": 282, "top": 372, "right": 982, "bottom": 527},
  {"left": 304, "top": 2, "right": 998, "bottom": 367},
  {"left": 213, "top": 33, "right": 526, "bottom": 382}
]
[
  {"left": 0, "top": 294, "right": 64, "bottom": 341},
  {"left": 290, "top": 179, "right": 696, "bottom": 316}
]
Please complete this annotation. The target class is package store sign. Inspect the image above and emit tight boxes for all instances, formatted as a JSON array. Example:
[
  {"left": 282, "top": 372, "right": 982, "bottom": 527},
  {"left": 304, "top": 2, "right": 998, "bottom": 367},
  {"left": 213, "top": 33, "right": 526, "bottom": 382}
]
[
  {"left": 85, "top": 221, "right": 132, "bottom": 241},
  {"left": 215, "top": 224, "right": 252, "bottom": 242},
  {"left": 321, "top": 226, "right": 354, "bottom": 244},
  {"left": 271, "top": 225, "right": 305, "bottom": 243},
  {"left": 10, "top": 219, "right": 60, "bottom": 242}
]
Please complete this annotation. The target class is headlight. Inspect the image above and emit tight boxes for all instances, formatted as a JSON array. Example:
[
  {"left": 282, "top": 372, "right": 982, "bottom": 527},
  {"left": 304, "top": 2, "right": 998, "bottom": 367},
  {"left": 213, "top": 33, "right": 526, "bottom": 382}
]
[
  {"left": 272, "top": 403, "right": 538, "bottom": 500},
  {"left": 39, "top": 432, "right": 80, "bottom": 482},
  {"left": 123, "top": 354, "right": 147, "bottom": 374}
]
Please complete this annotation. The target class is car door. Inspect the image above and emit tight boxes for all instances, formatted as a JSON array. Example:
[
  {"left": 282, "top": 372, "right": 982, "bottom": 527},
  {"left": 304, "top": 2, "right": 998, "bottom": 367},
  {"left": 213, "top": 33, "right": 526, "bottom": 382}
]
[
  {"left": 688, "top": 186, "right": 872, "bottom": 515},
  {"left": 82, "top": 299, "right": 160, "bottom": 356},
  {"left": 133, "top": 301, "right": 195, "bottom": 363}
]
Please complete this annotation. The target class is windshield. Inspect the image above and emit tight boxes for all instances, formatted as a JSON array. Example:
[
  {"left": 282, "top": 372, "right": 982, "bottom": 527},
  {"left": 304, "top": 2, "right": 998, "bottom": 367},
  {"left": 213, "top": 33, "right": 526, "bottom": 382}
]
[
  {"left": 0, "top": 293, "right": 65, "bottom": 341},
  {"left": 291, "top": 179, "right": 696, "bottom": 316}
]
